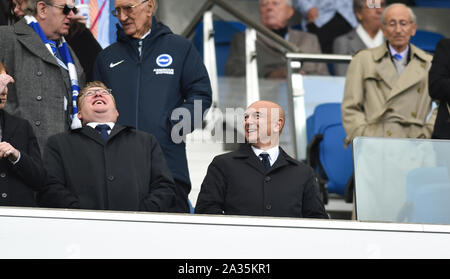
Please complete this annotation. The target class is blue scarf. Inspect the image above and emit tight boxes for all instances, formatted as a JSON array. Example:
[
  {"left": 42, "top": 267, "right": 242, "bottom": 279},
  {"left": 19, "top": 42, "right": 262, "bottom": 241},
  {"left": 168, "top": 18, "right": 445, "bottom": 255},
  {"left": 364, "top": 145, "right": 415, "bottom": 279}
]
[{"left": 25, "top": 15, "right": 82, "bottom": 129}]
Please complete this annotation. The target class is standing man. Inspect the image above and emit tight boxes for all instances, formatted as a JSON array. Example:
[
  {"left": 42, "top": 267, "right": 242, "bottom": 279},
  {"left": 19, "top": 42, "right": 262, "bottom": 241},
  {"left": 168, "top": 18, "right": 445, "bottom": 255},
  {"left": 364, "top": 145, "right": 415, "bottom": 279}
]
[
  {"left": 93, "top": 0, "right": 212, "bottom": 212},
  {"left": 38, "top": 81, "right": 178, "bottom": 212},
  {"left": 342, "top": 3, "right": 435, "bottom": 145},
  {"left": 333, "top": 0, "right": 386, "bottom": 76},
  {"left": 195, "top": 100, "right": 328, "bottom": 219},
  {"left": 0, "top": 0, "right": 86, "bottom": 150}
]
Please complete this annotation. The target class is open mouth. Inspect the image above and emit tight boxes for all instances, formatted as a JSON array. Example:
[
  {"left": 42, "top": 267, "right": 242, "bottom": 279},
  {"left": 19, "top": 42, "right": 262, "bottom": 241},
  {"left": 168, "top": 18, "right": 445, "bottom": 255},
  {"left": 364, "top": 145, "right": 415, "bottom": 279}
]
[{"left": 92, "top": 99, "right": 107, "bottom": 105}]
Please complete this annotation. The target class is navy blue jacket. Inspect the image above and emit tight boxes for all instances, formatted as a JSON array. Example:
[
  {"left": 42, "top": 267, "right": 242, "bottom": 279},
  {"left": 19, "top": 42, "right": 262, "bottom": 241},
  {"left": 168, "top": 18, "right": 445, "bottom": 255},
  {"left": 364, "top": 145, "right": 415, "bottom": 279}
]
[{"left": 93, "top": 18, "right": 212, "bottom": 193}]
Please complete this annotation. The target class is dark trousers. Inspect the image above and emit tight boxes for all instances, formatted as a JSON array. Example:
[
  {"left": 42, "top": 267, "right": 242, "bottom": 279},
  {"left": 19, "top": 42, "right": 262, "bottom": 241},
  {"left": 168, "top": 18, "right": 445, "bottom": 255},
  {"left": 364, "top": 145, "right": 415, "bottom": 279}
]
[{"left": 306, "top": 12, "right": 353, "bottom": 54}]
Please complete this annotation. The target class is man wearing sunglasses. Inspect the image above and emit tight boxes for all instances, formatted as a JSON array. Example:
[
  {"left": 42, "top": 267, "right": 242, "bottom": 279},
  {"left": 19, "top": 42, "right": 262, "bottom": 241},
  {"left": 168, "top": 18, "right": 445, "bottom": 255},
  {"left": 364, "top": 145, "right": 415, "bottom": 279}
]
[
  {"left": 38, "top": 81, "right": 179, "bottom": 212},
  {"left": 93, "top": 0, "right": 212, "bottom": 213},
  {"left": 0, "top": 0, "right": 86, "bottom": 152}
]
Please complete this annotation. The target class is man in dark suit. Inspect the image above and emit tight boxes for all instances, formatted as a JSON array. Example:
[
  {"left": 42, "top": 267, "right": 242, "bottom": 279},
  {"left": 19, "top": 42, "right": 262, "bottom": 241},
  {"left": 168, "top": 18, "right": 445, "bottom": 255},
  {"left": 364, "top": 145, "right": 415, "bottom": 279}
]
[
  {"left": 38, "top": 81, "right": 179, "bottom": 212},
  {"left": 195, "top": 100, "right": 328, "bottom": 218},
  {"left": 0, "top": 62, "right": 46, "bottom": 207}
]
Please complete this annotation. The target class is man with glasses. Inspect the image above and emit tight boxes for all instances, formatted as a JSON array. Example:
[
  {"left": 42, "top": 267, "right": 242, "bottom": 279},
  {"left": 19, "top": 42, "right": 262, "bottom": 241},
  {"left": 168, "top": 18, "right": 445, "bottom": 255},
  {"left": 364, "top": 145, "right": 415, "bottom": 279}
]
[
  {"left": 93, "top": 0, "right": 212, "bottom": 213},
  {"left": 342, "top": 3, "right": 436, "bottom": 145},
  {"left": 38, "top": 81, "right": 179, "bottom": 212},
  {"left": 0, "top": 0, "right": 86, "bottom": 152}
]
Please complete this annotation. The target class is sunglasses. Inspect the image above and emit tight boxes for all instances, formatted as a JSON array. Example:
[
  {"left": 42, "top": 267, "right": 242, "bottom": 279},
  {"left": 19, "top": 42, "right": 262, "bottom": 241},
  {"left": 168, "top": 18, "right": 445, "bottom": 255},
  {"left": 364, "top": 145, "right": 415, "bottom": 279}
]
[{"left": 46, "top": 2, "right": 78, "bottom": 15}]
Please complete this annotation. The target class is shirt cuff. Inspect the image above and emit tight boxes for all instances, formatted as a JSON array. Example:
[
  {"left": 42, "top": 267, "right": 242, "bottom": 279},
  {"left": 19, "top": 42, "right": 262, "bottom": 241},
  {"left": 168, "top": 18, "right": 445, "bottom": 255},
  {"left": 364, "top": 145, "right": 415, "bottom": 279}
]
[{"left": 9, "top": 151, "right": 21, "bottom": 165}]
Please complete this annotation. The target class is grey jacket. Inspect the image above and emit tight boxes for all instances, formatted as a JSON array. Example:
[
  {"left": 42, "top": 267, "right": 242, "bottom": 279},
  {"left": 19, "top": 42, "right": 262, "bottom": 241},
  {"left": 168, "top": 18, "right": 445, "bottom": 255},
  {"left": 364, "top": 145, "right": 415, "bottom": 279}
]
[
  {"left": 332, "top": 29, "right": 367, "bottom": 76},
  {"left": 0, "top": 18, "right": 85, "bottom": 150}
]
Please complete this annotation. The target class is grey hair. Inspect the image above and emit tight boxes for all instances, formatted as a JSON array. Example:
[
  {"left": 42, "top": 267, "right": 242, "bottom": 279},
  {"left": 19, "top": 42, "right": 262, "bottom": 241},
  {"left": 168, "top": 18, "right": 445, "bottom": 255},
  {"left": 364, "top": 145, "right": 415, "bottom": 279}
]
[
  {"left": 259, "top": 0, "right": 293, "bottom": 7},
  {"left": 24, "top": 0, "right": 42, "bottom": 16},
  {"left": 381, "top": 3, "right": 417, "bottom": 25}
]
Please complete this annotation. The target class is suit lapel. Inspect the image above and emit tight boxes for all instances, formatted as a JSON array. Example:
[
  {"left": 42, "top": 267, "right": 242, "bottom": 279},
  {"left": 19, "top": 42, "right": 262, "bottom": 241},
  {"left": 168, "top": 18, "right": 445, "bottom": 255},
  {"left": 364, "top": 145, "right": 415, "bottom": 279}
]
[
  {"left": 374, "top": 48, "right": 398, "bottom": 91},
  {"left": 15, "top": 19, "right": 60, "bottom": 68},
  {"left": 80, "top": 126, "right": 106, "bottom": 145},
  {"left": 234, "top": 144, "right": 266, "bottom": 175},
  {"left": 268, "top": 148, "right": 297, "bottom": 174},
  {"left": 387, "top": 57, "right": 425, "bottom": 101}
]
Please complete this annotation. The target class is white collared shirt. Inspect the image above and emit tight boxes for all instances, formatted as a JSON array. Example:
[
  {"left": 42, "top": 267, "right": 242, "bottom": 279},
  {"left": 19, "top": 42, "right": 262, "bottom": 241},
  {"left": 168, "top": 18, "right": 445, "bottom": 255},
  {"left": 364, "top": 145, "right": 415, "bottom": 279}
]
[
  {"left": 251, "top": 145, "right": 280, "bottom": 167},
  {"left": 388, "top": 43, "right": 409, "bottom": 60},
  {"left": 87, "top": 122, "right": 115, "bottom": 135},
  {"left": 356, "top": 24, "right": 384, "bottom": 49}
]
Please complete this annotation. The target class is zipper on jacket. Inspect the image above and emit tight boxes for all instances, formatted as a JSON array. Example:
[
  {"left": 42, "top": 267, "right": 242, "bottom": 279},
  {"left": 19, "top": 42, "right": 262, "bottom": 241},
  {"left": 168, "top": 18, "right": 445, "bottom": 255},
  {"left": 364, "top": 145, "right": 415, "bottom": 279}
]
[{"left": 135, "top": 40, "right": 143, "bottom": 129}]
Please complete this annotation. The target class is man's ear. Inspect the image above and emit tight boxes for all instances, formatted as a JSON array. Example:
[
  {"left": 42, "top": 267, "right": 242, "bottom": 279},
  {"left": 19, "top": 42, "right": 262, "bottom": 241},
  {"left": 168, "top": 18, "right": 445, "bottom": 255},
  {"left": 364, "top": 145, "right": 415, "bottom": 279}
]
[{"left": 36, "top": 1, "right": 48, "bottom": 19}]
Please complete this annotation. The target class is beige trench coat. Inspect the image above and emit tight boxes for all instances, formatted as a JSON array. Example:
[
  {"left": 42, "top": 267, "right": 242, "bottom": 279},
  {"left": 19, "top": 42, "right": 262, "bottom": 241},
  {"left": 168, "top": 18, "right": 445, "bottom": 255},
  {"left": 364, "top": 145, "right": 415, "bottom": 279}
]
[{"left": 342, "top": 43, "right": 436, "bottom": 145}]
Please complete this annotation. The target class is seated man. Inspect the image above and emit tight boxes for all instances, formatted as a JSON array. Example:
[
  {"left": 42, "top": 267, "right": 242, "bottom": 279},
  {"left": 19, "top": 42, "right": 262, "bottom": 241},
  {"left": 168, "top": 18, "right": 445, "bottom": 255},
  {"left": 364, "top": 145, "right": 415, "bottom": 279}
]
[
  {"left": 195, "top": 100, "right": 328, "bottom": 219},
  {"left": 225, "top": 0, "right": 329, "bottom": 79},
  {"left": 38, "top": 81, "right": 178, "bottom": 212},
  {"left": 333, "top": 0, "right": 386, "bottom": 76},
  {"left": 342, "top": 3, "right": 436, "bottom": 146}
]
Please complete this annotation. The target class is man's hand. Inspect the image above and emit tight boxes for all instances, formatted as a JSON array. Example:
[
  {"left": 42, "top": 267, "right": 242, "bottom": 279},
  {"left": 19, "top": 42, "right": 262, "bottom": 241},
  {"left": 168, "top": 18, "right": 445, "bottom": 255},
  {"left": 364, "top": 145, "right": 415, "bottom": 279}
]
[
  {"left": 306, "top": 7, "right": 319, "bottom": 23},
  {"left": 0, "top": 142, "right": 19, "bottom": 162},
  {"left": 0, "top": 73, "right": 14, "bottom": 94},
  {"left": 71, "top": 14, "right": 87, "bottom": 25}
]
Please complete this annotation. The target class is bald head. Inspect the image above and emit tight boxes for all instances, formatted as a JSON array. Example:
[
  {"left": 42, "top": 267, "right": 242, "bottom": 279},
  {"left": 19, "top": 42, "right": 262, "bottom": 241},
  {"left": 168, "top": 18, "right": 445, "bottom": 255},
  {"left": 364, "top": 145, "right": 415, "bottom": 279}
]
[{"left": 244, "top": 100, "right": 285, "bottom": 149}]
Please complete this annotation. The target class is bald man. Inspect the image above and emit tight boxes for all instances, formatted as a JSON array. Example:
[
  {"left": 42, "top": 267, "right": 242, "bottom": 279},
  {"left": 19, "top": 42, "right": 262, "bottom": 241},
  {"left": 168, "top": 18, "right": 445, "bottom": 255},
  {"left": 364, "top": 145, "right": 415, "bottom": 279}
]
[{"left": 195, "top": 101, "right": 328, "bottom": 218}]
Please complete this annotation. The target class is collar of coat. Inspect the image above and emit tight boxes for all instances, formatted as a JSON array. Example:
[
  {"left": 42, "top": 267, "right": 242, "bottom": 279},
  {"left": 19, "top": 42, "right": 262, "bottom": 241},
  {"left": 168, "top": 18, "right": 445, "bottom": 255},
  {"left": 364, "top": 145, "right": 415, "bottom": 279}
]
[
  {"left": 13, "top": 18, "right": 63, "bottom": 68},
  {"left": 71, "top": 124, "right": 133, "bottom": 145},
  {"left": 232, "top": 143, "right": 300, "bottom": 174},
  {"left": 371, "top": 42, "right": 431, "bottom": 64}
]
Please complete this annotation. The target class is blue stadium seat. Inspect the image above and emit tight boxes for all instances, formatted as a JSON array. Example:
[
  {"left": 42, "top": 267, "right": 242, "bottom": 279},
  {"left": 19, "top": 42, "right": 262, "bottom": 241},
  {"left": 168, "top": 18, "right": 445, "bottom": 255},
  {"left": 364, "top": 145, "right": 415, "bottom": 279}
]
[
  {"left": 193, "top": 20, "right": 246, "bottom": 76},
  {"left": 415, "top": 0, "right": 450, "bottom": 8},
  {"left": 410, "top": 30, "right": 444, "bottom": 53},
  {"left": 306, "top": 103, "right": 354, "bottom": 203}
]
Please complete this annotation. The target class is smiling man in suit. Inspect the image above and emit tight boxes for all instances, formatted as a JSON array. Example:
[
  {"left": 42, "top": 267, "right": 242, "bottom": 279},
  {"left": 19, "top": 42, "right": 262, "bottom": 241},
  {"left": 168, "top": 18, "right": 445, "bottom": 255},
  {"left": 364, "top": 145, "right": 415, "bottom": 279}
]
[
  {"left": 342, "top": 3, "right": 436, "bottom": 146},
  {"left": 195, "top": 100, "right": 328, "bottom": 219},
  {"left": 38, "top": 81, "right": 178, "bottom": 212}
]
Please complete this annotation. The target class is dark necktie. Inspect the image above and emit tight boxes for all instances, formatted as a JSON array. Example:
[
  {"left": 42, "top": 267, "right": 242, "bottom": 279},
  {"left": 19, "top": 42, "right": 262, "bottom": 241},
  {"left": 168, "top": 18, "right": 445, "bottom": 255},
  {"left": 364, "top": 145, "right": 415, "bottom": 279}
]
[
  {"left": 259, "top": 153, "right": 271, "bottom": 171},
  {"left": 95, "top": 124, "right": 110, "bottom": 140}
]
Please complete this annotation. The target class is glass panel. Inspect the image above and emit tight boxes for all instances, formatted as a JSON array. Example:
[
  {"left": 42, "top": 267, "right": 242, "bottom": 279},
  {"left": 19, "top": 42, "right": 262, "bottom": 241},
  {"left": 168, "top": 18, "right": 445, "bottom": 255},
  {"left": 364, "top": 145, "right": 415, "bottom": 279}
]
[{"left": 353, "top": 137, "right": 450, "bottom": 225}]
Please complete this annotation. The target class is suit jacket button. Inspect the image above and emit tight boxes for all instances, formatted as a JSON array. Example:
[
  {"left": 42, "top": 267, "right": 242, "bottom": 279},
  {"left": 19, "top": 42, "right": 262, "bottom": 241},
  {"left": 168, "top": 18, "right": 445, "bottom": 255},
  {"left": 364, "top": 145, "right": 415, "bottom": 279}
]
[
  {"left": 107, "top": 175, "right": 114, "bottom": 181},
  {"left": 0, "top": 172, "right": 6, "bottom": 178},
  {"left": 35, "top": 121, "right": 41, "bottom": 126},
  {"left": 36, "top": 95, "right": 42, "bottom": 101},
  {"left": 264, "top": 176, "right": 271, "bottom": 182},
  {"left": 266, "top": 204, "right": 272, "bottom": 210},
  {"left": 36, "top": 71, "right": 42, "bottom": 76},
  {"left": 1, "top": 193, "right": 7, "bottom": 198}
]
